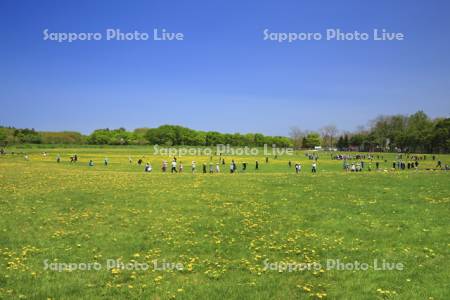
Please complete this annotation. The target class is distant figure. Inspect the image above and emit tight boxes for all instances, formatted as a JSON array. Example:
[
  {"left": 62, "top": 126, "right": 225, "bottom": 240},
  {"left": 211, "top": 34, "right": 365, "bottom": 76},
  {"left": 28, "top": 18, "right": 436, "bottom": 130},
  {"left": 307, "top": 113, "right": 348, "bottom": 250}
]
[
  {"left": 288, "top": 161, "right": 292, "bottom": 168},
  {"left": 242, "top": 162, "right": 247, "bottom": 171},
  {"left": 138, "top": 158, "right": 143, "bottom": 165},
  {"left": 104, "top": 158, "right": 108, "bottom": 166},
  {"left": 88, "top": 160, "right": 94, "bottom": 167},
  {"left": 375, "top": 162, "right": 379, "bottom": 169},
  {"left": 179, "top": 162, "right": 183, "bottom": 173},
  {"left": 265, "top": 157, "right": 269, "bottom": 163},
  {"left": 311, "top": 162, "right": 317, "bottom": 173},
  {"left": 215, "top": 163, "right": 220, "bottom": 173},
  {"left": 436, "top": 160, "right": 442, "bottom": 169},
  {"left": 191, "top": 161, "right": 196, "bottom": 173},
  {"left": 222, "top": 158, "right": 225, "bottom": 165},
  {"left": 209, "top": 163, "right": 214, "bottom": 173},
  {"left": 202, "top": 163, "right": 207, "bottom": 173},
  {"left": 230, "top": 160, "right": 236, "bottom": 173},
  {"left": 56, "top": 154, "right": 61, "bottom": 163},
  {"left": 255, "top": 160, "right": 259, "bottom": 170},
  {"left": 171, "top": 160, "right": 177, "bottom": 173},
  {"left": 145, "top": 163, "right": 152, "bottom": 172},
  {"left": 128, "top": 157, "right": 132, "bottom": 164},
  {"left": 162, "top": 161, "right": 167, "bottom": 172},
  {"left": 24, "top": 155, "right": 29, "bottom": 161},
  {"left": 74, "top": 154, "right": 78, "bottom": 162}
]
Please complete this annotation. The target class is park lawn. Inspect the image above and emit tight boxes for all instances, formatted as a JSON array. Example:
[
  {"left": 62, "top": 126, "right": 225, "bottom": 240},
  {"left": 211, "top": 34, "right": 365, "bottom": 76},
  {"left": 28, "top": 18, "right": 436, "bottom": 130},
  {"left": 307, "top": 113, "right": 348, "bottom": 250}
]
[{"left": 0, "top": 147, "right": 449, "bottom": 299}]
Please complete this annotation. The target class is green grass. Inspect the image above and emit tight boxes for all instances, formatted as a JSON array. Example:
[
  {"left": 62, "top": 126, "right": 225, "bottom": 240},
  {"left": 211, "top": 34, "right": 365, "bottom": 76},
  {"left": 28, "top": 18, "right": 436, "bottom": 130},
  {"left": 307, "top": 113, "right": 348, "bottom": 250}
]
[{"left": 0, "top": 147, "right": 449, "bottom": 299}]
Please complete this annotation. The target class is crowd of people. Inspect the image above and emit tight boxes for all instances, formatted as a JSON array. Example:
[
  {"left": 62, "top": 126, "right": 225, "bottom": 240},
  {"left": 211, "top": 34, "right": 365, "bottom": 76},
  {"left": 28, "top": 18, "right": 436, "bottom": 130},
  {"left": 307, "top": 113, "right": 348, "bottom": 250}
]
[{"left": 1, "top": 148, "right": 449, "bottom": 173}]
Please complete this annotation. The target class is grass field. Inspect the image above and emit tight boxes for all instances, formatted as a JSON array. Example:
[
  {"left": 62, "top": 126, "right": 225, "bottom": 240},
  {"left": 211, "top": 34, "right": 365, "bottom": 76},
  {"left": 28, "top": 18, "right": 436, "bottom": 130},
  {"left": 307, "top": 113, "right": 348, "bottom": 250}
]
[{"left": 0, "top": 147, "right": 449, "bottom": 299}]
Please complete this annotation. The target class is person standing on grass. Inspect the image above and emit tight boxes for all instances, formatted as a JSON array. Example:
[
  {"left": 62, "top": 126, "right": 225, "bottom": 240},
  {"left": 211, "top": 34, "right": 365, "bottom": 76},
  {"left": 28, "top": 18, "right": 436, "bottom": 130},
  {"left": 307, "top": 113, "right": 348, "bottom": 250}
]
[
  {"left": 162, "top": 161, "right": 167, "bottom": 172},
  {"left": 230, "top": 160, "right": 236, "bottom": 173},
  {"left": 128, "top": 156, "right": 132, "bottom": 164},
  {"left": 265, "top": 157, "right": 269, "bottom": 163},
  {"left": 88, "top": 160, "right": 94, "bottom": 167},
  {"left": 145, "top": 163, "right": 152, "bottom": 172},
  {"left": 243, "top": 162, "right": 247, "bottom": 171},
  {"left": 179, "top": 161, "right": 184, "bottom": 173},
  {"left": 289, "top": 160, "right": 292, "bottom": 168},
  {"left": 171, "top": 159, "right": 177, "bottom": 173},
  {"left": 104, "top": 158, "right": 108, "bottom": 166},
  {"left": 255, "top": 160, "right": 259, "bottom": 170},
  {"left": 191, "top": 161, "right": 196, "bottom": 173},
  {"left": 203, "top": 163, "right": 207, "bottom": 173},
  {"left": 209, "top": 162, "right": 214, "bottom": 173},
  {"left": 215, "top": 163, "right": 220, "bottom": 173},
  {"left": 311, "top": 161, "right": 317, "bottom": 173},
  {"left": 56, "top": 154, "right": 61, "bottom": 163},
  {"left": 436, "top": 160, "right": 442, "bottom": 169}
]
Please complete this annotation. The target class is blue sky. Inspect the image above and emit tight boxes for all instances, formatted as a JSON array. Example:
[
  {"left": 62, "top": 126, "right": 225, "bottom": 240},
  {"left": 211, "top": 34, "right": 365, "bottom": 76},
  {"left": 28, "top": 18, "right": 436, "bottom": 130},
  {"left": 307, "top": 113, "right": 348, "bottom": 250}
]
[{"left": 1, "top": 0, "right": 449, "bottom": 135}]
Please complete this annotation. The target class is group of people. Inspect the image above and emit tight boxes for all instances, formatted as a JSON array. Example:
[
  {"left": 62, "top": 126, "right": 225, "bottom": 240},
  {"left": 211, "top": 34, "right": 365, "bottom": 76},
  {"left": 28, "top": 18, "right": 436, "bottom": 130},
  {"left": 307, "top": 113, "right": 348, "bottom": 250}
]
[
  {"left": 3, "top": 148, "right": 449, "bottom": 173},
  {"left": 151, "top": 158, "right": 260, "bottom": 174}
]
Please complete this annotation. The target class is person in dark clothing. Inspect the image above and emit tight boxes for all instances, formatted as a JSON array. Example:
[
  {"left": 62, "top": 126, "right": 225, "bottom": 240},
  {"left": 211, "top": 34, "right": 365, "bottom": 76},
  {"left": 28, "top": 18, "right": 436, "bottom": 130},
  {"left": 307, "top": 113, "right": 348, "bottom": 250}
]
[
  {"left": 288, "top": 161, "right": 292, "bottom": 168},
  {"left": 203, "top": 163, "right": 207, "bottom": 173},
  {"left": 242, "top": 162, "right": 247, "bottom": 171},
  {"left": 255, "top": 160, "right": 259, "bottom": 170}
]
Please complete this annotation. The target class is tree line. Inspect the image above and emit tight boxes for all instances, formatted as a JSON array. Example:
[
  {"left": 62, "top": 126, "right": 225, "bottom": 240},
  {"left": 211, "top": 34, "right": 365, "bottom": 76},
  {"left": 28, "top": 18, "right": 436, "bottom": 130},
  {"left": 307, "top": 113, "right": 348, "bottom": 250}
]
[
  {"left": 0, "top": 125, "right": 292, "bottom": 148},
  {"left": 1, "top": 111, "right": 449, "bottom": 152},
  {"left": 290, "top": 111, "right": 450, "bottom": 153}
]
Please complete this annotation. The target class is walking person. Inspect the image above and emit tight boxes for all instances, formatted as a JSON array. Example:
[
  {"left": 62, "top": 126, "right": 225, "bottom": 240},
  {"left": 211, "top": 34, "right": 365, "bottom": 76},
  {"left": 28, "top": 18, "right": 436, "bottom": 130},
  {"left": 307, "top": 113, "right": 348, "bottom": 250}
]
[{"left": 171, "top": 159, "right": 177, "bottom": 173}]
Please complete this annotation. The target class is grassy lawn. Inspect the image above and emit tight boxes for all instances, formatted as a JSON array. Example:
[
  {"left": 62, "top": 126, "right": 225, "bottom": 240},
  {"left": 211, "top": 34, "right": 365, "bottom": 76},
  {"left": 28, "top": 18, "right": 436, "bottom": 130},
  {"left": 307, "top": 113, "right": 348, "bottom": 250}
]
[{"left": 0, "top": 147, "right": 449, "bottom": 299}]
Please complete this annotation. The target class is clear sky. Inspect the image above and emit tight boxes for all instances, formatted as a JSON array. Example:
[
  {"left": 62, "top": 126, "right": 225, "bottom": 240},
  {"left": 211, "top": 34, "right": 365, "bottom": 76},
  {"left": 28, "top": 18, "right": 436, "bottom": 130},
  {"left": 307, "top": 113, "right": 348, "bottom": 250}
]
[{"left": 1, "top": 0, "right": 449, "bottom": 135}]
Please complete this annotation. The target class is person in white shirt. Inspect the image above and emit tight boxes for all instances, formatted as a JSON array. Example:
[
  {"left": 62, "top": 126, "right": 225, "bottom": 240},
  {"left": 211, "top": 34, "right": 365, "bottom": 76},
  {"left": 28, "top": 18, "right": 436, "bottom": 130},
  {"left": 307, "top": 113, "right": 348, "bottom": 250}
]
[
  {"left": 215, "top": 163, "right": 220, "bottom": 173},
  {"left": 191, "top": 161, "right": 196, "bottom": 173},
  {"left": 171, "top": 159, "right": 177, "bottom": 173}
]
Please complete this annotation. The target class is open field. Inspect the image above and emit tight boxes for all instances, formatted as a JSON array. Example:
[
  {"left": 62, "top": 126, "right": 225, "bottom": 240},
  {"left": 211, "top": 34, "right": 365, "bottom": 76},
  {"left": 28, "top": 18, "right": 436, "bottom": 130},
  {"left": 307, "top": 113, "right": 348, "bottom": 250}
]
[{"left": 0, "top": 147, "right": 449, "bottom": 299}]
